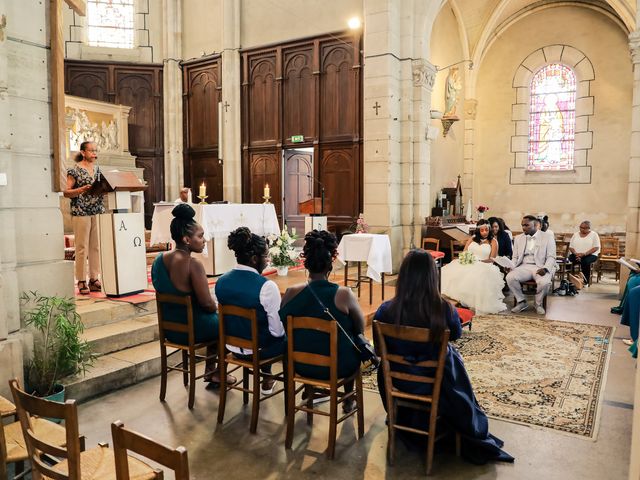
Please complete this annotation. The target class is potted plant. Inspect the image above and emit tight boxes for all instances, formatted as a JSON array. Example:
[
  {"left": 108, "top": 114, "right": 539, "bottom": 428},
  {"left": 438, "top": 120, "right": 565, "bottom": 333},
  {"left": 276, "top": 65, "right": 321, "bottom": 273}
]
[
  {"left": 267, "top": 227, "right": 299, "bottom": 276},
  {"left": 20, "top": 291, "right": 96, "bottom": 400}
]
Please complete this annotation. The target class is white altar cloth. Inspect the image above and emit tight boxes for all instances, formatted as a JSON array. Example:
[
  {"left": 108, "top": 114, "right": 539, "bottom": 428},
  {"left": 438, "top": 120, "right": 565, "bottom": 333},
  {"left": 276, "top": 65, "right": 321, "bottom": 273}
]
[
  {"left": 150, "top": 203, "right": 280, "bottom": 246},
  {"left": 337, "top": 233, "right": 392, "bottom": 283}
]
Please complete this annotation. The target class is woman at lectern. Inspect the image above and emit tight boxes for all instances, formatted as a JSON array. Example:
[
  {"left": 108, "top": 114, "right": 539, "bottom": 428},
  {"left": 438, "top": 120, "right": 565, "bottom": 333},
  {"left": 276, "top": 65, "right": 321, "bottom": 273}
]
[
  {"left": 63, "top": 141, "right": 104, "bottom": 295},
  {"left": 151, "top": 204, "right": 231, "bottom": 385}
]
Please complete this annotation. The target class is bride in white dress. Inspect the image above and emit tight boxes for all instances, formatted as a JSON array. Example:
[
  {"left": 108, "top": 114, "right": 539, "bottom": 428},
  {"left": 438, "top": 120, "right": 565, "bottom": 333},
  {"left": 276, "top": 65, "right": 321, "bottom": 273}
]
[{"left": 441, "top": 220, "right": 507, "bottom": 314}]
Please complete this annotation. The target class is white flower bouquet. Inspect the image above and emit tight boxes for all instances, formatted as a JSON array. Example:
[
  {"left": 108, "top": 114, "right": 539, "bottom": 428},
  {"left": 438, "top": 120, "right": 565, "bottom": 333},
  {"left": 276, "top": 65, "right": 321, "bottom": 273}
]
[
  {"left": 267, "top": 227, "right": 299, "bottom": 267},
  {"left": 459, "top": 251, "right": 476, "bottom": 265}
]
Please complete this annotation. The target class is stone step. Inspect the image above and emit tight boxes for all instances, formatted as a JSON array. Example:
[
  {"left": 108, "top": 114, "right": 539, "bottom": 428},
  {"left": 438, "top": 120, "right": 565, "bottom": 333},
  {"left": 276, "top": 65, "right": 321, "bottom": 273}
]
[
  {"left": 76, "top": 298, "right": 157, "bottom": 329},
  {"left": 63, "top": 341, "right": 170, "bottom": 402},
  {"left": 81, "top": 314, "right": 159, "bottom": 356}
]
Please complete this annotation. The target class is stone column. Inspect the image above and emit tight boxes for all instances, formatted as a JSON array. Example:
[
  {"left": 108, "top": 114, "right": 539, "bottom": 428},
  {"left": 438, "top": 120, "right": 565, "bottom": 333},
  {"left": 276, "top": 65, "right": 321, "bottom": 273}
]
[
  {"left": 410, "top": 60, "right": 436, "bottom": 248},
  {"left": 162, "top": 0, "right": 183, "bottom": 201},
  {"left": 463, "top": 98, "right": 477, "bottom": 203},
  {"left": 628, "top": 6, "right": 640, "bottom": 479},
  {"left": 0, "top": 0, "right": 74, "bottom": 398},
  {"left": 363, "top": 0, "right": 404, "bottom": 266},
  {"left": 221, "top": 0, "right": 241, "bottom": 203}
]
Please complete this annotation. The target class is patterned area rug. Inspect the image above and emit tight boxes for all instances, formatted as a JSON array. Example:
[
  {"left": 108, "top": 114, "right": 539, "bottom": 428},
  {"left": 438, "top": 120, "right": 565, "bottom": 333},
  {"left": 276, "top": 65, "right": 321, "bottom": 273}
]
[{"left": 366, "top": 314, "right": 614, "bottom": 438}]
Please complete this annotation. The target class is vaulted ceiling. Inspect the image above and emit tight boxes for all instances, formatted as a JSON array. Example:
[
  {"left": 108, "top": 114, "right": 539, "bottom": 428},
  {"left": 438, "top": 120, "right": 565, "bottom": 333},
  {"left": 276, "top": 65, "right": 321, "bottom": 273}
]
[{"left": 443, "top": 0, "right": 635, "bottom": 65}]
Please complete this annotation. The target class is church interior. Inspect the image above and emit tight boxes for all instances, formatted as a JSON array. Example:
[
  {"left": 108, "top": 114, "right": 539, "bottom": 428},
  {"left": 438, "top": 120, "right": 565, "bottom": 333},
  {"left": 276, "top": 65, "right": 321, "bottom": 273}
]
[{"left": 1, "top": 0, "right": 640, "bottom": 478}]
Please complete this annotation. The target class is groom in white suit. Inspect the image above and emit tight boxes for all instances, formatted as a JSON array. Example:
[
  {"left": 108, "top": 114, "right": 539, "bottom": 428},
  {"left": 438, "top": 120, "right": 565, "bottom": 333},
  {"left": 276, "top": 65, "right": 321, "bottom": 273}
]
[{"left": 507, "top": 215, "right": 557, "bottom": 314}]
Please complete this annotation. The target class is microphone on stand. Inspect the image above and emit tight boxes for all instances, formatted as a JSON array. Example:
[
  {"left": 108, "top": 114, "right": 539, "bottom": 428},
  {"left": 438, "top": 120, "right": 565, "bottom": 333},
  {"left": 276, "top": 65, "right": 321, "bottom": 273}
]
[{"left": 304, "top": 174, "right": 325, "bottom": 215}]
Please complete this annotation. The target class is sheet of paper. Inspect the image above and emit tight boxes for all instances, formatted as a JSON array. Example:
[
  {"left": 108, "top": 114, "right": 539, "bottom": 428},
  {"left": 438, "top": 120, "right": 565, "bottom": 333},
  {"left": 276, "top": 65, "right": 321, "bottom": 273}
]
[
  {"left": 492, "top": 256, "right": 515, "bottom": 269},
  {"left": 618, "top": 258, "right": 639, "bottom": 272}
]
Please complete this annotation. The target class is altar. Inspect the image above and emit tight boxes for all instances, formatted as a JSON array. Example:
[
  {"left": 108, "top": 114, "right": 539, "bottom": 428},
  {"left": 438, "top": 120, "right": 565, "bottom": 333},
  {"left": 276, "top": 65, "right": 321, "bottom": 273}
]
[{"left": 150, "top": 203, "right": 280, "bottom": 275}]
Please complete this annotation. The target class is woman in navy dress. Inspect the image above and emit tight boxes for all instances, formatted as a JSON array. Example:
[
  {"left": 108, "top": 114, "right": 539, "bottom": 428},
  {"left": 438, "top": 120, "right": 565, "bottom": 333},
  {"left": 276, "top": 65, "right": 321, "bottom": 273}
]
[{"left": 374, "top": 249, "right": 513, "bottom": 464}]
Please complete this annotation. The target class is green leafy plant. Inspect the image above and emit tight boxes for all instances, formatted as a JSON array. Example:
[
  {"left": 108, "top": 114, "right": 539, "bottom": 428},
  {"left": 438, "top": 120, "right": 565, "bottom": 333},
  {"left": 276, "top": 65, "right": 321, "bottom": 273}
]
[{"left": 21, "top": 291, "right": 96, "bottom": 397}]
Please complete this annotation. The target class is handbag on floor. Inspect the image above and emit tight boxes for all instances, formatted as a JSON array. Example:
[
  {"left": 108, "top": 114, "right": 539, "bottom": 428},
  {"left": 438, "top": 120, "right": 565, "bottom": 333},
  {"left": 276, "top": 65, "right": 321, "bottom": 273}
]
[{"left": 568, "top": 272, "right": 586, "bottom": 290}]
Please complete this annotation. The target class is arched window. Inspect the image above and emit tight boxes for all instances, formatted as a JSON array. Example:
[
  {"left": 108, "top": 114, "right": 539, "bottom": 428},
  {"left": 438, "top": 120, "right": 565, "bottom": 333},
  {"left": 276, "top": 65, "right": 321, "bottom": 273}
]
[
  {"left": 528, "top": 64, "right": 577, "bottom": 171},
  {"left": 87, "top": 0, "right": 135, "bottom": 49}
]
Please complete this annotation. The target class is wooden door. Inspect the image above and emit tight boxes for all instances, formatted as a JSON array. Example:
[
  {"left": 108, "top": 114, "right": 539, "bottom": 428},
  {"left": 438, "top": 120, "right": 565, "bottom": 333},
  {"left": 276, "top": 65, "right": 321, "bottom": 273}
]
[
  {"left": 182, "top": 57, "right": 223, "bottom": 202},
  {"left": 283, "top": 150, "right": 313, "bottom": 234}
]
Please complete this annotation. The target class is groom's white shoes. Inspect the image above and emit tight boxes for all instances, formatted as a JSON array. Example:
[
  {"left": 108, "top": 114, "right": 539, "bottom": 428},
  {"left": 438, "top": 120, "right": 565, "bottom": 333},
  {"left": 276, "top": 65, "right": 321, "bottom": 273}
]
[
  {"left": 535, "top": 304, "right": 546, "bottom": 315},
  {"left": 511, "top": 301, "right": 529, "bottom": 313}
]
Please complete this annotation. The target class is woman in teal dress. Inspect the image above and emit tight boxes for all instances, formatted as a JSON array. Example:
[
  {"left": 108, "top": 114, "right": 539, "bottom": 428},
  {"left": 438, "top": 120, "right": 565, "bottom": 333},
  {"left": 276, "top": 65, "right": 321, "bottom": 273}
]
[
  {"left": 151, "top": 204, "right": 227, "bottom": 384},
  {"left": 279, "top": 230, "right": 366, "bottom": 411}
]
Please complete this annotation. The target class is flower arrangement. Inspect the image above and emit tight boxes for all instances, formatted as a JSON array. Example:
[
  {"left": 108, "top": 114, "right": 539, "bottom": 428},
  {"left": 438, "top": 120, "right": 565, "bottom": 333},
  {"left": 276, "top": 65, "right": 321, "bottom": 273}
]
[
  {"left": 459, "top": 251, "right": 476, "bottom": 265},
  {"left": 267, "top": 227, "right": 299, "bottom": 267},
  {"left": 476, "top": 205, "right": 489, "bottom": 213},
  {"left": 355, "top": 213, "right": 369, "bottom": 234}
]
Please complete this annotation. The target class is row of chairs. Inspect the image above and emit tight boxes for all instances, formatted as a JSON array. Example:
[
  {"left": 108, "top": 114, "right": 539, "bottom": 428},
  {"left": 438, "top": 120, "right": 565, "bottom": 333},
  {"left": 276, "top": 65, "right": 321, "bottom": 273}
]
[
  {"left": 1, "top": 379, "right": 189, "bottom": 479},
  {"left": 156, "top": 294, "right": 458, "bottom": 474}
]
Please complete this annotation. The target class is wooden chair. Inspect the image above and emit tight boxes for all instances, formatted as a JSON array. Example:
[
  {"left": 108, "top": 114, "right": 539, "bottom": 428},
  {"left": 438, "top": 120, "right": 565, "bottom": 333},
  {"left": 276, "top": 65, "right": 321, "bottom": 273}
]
[
  {"left": 449, "top": 240, "right": 465, "bottom": 260},
  {"left": 555, "top": 241, "right": 570, "bottom": 282},
  {"left": 512, "top": 281, "right": 548, "bottom": 309},
  {"left": 284, "top": 315, "right": 364, "bottom": 460},
  {"left": 111, "top": 421, "right": 188, "bottom": 479},
  {"left": 595, "top": 237, "right": 620, "bottom": 282},
  {"left": 8, "top": 379, "right": 157, "bottom": 480},
  {"left": 217, "top": 305, "right": 286, "bottom": 434},
  {"left": 373, "top": 321, "right": 460, "bottom": 475},
  {"left": 155, "top": 293, "right": 218, "bottom": 409},
  {"left": 421, "top": 237, "right": 440, "bottom": 252},
  {"left": 1, "top": 393, "right": 64, "bottom": 480}
]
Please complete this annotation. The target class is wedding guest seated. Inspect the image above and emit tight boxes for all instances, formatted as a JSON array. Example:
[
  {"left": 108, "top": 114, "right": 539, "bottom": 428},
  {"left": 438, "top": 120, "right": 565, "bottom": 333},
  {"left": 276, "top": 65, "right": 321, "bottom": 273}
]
[
  {"left": 279, "top": 230, "right": 365, "bottom": 412},
  {"left": 568, "top": 221, "right": 601, "bottom": 286},
  {"left": 215, "top": 227, "right": 285, "bottom": 394},
  {"left": 539, "top": 215, "right": 554, "bottom": 238},
  {"left": 507, "top": 215, "right": 556, "bottom": 315},
  {"left": 488, "top": 216, "right": 512, "bottom": 258},
  {"left": 151, "top": 204, "right": 225, "bottom": 384},
  {"left": 441, "top": 219, "right": 507, "bottom": 314},
  {"left": 611, "top": 268, "right": 640, "bottom": 314},
  {"left": 500, "top": 218, "right": 513, "bottom": 241},
  {"left": 620, "top": 285, "right": 639, "bottom": 358},
  {"left": 374, "top": 250, "right": 514, "bottom": 464}
]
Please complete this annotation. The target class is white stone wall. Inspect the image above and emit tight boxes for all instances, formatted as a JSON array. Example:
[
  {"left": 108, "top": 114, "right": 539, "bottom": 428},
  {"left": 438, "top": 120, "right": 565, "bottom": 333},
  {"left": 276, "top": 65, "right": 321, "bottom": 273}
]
[
  {"left": 0, "top": 0, "right": 74, "bottom": 398},
  {"left": 473, "top": 6, "right": 632, "bottom": 234}
]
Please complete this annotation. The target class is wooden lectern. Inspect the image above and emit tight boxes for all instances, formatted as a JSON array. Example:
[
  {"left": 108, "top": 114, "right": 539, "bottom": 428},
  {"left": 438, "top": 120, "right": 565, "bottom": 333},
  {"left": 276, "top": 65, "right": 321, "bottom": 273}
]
[
  {"left": 299, "top": 198, "right": 328, "bottom": 233},
  {"left": 96, "top": 171, "right": 148, "bottom": 296}
]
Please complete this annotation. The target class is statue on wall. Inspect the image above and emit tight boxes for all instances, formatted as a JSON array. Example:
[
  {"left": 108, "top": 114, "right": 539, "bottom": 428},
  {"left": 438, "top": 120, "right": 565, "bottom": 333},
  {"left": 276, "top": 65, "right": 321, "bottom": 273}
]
[
  {"left": 68, "top": 108, "right": 119, "bottom": 153},
  {"left": 444, "top": 66, "right": 462, "bottom": 117}
]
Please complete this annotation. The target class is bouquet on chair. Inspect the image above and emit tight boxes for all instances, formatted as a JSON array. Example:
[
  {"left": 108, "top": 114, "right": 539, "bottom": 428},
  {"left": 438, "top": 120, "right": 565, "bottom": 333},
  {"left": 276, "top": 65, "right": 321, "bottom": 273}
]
[{"left": 459, "top": 251, "right": 476, "bottom": 265}]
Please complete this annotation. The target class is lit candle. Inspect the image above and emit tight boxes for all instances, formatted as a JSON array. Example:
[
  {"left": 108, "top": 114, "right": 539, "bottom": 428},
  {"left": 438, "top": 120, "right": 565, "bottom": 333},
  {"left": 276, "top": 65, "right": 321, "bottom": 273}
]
[
  {"left": 264, "top": 183, "right": 270, "bottom": 198},
  {"left": 199, "top": 182, "right": 206, "bottom": 198}
]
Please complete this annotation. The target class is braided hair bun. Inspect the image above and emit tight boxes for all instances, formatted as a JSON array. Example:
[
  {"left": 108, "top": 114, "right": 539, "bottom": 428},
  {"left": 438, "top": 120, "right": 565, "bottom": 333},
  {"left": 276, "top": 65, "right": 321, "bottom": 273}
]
[
  {"left": 302, "top": 230, "right": 338, "bottom": 273},
  {"left": 227, "top": 227, "right": 267, "bottom": 265},
  {"left": 170, "top": 203, "right": 197, "bottom": 244}
]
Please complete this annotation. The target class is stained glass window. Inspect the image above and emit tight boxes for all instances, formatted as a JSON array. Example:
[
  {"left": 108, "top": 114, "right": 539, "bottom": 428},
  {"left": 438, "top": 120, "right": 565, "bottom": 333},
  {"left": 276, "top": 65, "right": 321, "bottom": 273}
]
[
  {"left": 87, "top": 0, "right": 135, "bottom": 49},
  {"left": 527, "top": 64, "right": 576, "bottom": 171}
]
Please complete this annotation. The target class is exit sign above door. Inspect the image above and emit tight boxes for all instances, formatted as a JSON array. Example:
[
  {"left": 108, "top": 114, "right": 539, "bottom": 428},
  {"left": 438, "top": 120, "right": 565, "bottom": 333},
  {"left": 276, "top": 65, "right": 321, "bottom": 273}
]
[{"left": 291, "top": 135, "right": 304, "bottom": 143}]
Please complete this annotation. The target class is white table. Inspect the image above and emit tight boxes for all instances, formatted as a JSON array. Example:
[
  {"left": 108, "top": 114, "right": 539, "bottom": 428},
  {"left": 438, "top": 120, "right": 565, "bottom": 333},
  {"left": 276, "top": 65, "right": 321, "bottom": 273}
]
[
  {"left": 338, "top": 231, "right": 392, "bottom": 276},
  {"left": 150, "top": 203, "right": 280, "bottom": 275}
]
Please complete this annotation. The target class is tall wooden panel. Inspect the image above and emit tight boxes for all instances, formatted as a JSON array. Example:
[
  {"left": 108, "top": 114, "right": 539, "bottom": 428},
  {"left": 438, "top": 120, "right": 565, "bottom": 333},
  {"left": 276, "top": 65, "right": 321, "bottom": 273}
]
[
  {"left": 182, "top": 57, "right": 223, "bottom": 202},
  {"left": 241, "top": 32, "right": 362, "bottom": 232},
  {"left": 283, "top": 48, "right": 315, "bottom": 143},
  {"left": 64, "top": 60, "right": 164, "bottom": 228}
]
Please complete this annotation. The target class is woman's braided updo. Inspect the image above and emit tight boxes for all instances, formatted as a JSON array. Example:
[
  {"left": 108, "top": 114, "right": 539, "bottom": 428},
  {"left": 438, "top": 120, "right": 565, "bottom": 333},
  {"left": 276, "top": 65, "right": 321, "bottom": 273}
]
[
  {"left": 227, "top": 227, "right": 267, "bottom": 265},
  {"left": 170, "top": 203, "right": 198, "bottom": 244},
  {"left": 302, "top": 230, "right": 338, "bottom": 274}
]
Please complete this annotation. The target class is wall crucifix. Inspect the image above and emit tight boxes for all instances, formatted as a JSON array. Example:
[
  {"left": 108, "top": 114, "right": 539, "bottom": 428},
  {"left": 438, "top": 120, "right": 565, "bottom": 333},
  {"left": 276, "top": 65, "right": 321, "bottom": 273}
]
[{"left": 372, "top": 101, "right": 381, "bottom": 116}]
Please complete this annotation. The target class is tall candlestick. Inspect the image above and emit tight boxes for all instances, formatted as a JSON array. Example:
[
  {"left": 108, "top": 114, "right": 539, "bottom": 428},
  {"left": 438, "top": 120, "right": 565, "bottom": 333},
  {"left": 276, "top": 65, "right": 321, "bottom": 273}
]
[{"left": 199, "top": 182, "right": 206, "bottom": 198}]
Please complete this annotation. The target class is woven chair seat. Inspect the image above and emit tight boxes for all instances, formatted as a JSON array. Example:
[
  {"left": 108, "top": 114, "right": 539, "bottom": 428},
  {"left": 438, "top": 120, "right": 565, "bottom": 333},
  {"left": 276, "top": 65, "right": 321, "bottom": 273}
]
[
  {"left": 0, "top": 395, "right": 16, "bottom": 417},
  {"left": 45, "top": 445, "right": 157, "bottom": 480},
  {"left": 4, "top": 417, "right": 66, "bottom": 462}
]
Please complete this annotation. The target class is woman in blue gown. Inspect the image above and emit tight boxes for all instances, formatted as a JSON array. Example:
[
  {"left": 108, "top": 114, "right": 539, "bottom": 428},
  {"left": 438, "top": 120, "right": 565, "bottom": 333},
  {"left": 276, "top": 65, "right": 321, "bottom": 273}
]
[{"left": 374, "top": 249, "right": 514, "bottom": 465}]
